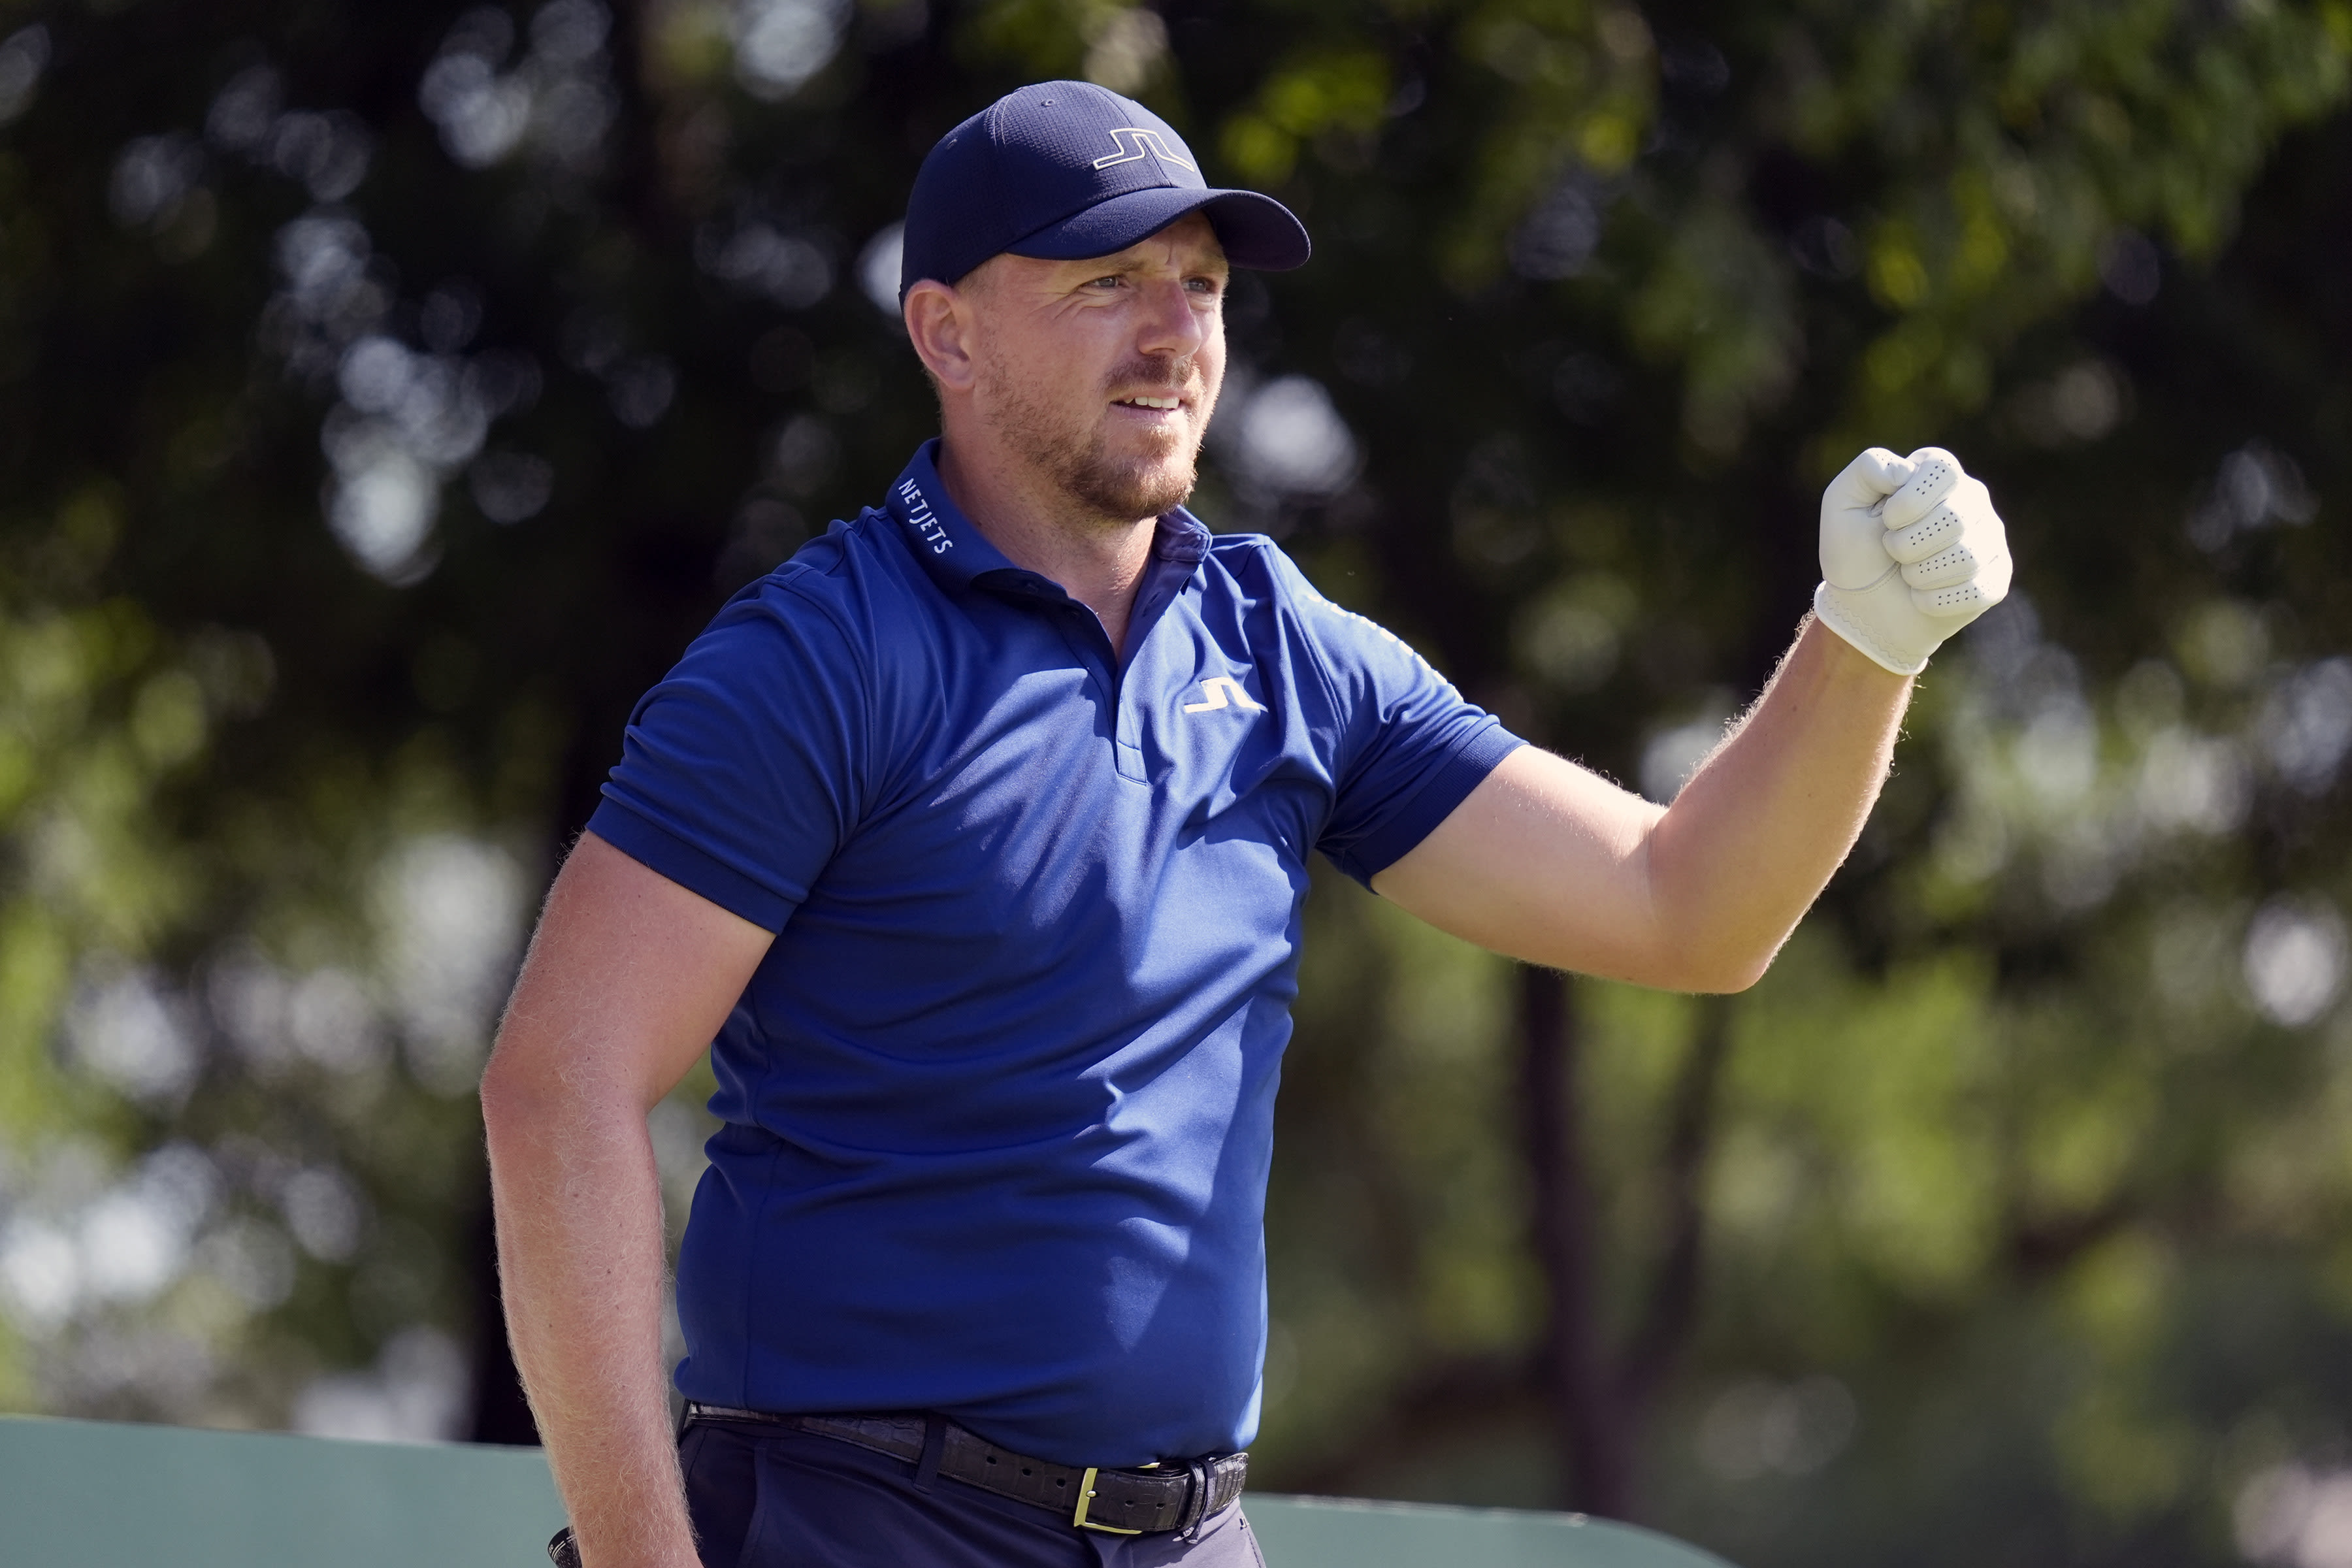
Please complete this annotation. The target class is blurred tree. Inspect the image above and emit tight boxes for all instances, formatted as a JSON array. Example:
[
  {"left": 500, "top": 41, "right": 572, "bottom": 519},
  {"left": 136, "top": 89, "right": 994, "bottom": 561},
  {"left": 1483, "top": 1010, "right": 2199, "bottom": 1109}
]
[{"left": 5, "top": 1, "right": 2352, "bottom": 1565}]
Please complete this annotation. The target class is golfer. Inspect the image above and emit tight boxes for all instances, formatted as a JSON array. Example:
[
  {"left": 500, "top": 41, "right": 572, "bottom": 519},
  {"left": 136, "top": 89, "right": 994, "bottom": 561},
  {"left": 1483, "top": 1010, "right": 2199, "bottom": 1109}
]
[{"left": 482, "top": 80, "right": 2012, "bottom": 1568}]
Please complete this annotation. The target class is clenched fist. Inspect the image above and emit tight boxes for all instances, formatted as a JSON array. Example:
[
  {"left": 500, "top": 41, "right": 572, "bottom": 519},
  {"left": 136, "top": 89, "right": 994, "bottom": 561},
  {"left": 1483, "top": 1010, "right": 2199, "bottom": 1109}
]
[{"left": 1812, "top": 446, "right": 2014, "bottom": 676}]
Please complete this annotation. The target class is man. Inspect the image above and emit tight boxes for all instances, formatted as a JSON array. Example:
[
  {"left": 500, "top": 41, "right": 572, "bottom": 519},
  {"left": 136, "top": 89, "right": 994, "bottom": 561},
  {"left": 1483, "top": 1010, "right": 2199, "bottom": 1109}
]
[{"left": 481, "top": 81, "right": 2010, "bottom": 1568}]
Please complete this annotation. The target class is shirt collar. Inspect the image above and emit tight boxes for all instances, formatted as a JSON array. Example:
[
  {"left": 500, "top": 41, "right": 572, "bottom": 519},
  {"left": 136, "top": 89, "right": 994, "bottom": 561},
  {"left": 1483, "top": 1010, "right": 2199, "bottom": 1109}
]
[
  {"left": 885, "top": 439, "right": 1013, "bottom": 593},
  {"left": 885, "top": 438, "right": 1214, "bottom": 596},
  {"left": 1153, "top": 506, "right": 1212, "bottom": 566}
]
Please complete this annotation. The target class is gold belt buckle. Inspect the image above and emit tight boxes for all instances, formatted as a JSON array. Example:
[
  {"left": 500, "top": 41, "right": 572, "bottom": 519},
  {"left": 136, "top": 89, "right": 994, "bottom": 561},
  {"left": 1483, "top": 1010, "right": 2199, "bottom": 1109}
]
[{"left": 1072, "top": 1466, "right": 1145, "bottom": 1534}]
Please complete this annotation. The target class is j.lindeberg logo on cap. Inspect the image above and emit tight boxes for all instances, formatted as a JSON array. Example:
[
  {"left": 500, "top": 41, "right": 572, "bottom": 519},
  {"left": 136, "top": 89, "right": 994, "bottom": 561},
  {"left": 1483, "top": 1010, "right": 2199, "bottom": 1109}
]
[
  {"left": 898, "top": 478, "right": 952, "bottom": 555},
  {"left": 1091, "top": 127, "right": 1197, "bottom": 174}
]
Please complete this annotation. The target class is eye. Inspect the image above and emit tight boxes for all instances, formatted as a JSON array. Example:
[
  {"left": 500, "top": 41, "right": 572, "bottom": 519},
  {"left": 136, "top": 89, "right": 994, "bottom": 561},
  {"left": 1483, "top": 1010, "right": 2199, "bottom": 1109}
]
[
  {"left": 1087, "top": 274, "right": 1123, "bottom": 290},
  {"left": 1185, "top": 276, "right": 1224, "bottom": 296}
]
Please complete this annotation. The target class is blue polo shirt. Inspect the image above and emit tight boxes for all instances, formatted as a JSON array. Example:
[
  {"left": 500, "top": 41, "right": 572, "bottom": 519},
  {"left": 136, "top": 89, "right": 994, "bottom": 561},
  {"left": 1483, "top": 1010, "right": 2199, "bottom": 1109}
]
[{"left": 588, "top": 440, "right": 1522, "bottom": 1466}]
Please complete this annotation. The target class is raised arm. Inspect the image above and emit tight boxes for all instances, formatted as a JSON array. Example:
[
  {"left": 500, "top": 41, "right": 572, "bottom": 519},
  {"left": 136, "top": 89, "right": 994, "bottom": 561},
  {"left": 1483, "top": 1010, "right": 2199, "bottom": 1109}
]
[
  {"left": 479, "top": 832, "right": 774, "bottom": 1568},
  {"left": 1375, "top": 445, "right": 2011, "bottom": 994},
  {"left": 1373, "top": 618, "right": 1906, "bottom": 991}
]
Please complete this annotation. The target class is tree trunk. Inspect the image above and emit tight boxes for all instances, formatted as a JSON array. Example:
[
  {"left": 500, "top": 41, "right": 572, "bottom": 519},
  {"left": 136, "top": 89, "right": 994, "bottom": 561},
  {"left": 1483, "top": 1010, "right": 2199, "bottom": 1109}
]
[
  {"left": 1519, "top": 964, "right": 1630, "bottom": 1516},
  {"left": 1618, "top": 994, "right": 1731, "bottom": 1411},
  {"left": 1523, "top": 975, "right": 1735, "bottom": 1517}
]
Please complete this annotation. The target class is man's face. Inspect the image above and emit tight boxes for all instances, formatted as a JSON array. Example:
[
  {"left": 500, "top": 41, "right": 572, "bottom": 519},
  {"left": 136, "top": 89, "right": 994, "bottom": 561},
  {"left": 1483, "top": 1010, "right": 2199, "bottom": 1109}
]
[{"left": 961, "top": 212, "right": 1228, "bottom": 524}]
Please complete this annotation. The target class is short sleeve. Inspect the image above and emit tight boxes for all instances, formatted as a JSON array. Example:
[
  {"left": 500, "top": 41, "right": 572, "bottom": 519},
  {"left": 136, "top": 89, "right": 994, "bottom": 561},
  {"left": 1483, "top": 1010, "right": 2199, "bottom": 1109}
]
[
  {"left": 1281, "top": 559, "right": 1524, "bottom": 887},
  {"left": 586, "top": 580, "right": 867, "bottom": 932}
]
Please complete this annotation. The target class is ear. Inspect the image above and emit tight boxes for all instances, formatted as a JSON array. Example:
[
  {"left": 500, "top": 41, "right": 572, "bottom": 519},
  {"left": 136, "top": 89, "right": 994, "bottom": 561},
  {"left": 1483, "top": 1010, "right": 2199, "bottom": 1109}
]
[{"left": 904, "top": 280, "right": 979, "bottom": 395}]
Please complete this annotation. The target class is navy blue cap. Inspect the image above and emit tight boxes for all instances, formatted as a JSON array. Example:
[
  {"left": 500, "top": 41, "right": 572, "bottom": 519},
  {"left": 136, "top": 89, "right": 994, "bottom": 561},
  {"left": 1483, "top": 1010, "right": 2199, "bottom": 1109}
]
[{"left": 899, "top": 81, "right": 1311, "bottom": 299}]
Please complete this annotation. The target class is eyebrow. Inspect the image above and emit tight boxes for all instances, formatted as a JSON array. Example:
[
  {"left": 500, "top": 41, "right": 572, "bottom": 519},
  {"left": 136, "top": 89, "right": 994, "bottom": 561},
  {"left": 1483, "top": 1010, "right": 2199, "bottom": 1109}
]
[{"left": 1077, "top": 244, "right": 1228, "bottom": 279}]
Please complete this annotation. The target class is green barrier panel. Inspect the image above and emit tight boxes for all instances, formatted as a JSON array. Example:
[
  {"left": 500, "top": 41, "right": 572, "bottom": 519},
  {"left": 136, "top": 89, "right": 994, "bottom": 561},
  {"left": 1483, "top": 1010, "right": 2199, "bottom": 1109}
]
[
  {"left": 0, "top": 1414, "right": 565, "bottom": 1568},
  {"left": 1246, "top": 1495, "right": 1735, "bottom": 1568},
  {"left": 0, "top": 1414, "right": 1735, "bottom": 1567}
]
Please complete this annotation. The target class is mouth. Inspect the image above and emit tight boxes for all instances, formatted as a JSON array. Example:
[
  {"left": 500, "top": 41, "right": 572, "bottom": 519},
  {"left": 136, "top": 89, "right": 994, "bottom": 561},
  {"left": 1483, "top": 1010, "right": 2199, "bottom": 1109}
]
[{"left": 1111, "top": 392, "right": 1188, "bottom": 414}]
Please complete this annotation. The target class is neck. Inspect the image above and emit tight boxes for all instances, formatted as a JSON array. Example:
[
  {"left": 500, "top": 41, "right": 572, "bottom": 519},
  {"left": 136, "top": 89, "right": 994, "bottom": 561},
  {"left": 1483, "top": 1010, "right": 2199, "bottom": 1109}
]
[{"left": 934, "top": 435, "right": 1160, "bottom": 655}]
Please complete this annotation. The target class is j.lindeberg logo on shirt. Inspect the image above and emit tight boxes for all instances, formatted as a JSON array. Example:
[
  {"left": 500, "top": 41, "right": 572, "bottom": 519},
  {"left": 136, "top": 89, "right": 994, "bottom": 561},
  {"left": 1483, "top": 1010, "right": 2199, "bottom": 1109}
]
[
  {"left": 1181, "top": 676, "right": 1264, "bottom": 714},
  {"left": 898, "top": 479, "right": 952, "bottom": 555},
  {"left": 1090, "top": 127, "right": 1197, "bottom": 174}
]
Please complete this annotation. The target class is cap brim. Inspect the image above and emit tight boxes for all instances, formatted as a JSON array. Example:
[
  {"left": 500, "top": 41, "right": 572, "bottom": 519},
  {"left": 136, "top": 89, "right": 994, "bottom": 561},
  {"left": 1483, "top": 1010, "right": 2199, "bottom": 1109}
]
[{"left": 1007, "top": 186, "right": 1311, "bottom": 272}]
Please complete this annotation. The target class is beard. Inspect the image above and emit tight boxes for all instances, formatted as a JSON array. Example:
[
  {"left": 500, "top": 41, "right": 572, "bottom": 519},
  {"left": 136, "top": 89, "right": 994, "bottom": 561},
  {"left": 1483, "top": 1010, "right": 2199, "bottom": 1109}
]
[{"left": 976, "top": 350, "right": 1210, "bottom": 523}]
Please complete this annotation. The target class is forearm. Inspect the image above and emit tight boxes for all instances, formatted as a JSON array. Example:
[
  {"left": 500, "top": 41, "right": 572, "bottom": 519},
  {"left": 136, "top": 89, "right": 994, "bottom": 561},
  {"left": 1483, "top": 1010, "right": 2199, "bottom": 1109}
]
[
  {"left": 1644, "top": 615, "right": 1910, "bottom": 988},
  {"left": 485, "top": 1077, "right": 696, "bottom": 1568}
]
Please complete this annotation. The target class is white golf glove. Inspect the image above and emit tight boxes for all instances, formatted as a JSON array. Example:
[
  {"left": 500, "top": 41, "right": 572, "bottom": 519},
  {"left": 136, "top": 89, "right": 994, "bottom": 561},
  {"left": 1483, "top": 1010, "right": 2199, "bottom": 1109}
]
[{"left": 1813, "top": 446, "right": 2014, "bottom": 676}]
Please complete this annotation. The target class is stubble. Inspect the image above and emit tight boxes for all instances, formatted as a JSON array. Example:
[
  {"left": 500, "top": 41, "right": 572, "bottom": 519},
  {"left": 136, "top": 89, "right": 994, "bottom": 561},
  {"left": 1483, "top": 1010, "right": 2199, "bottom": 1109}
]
[{"left": 976, "top": 349, "right": 1210, "bottom": 524}]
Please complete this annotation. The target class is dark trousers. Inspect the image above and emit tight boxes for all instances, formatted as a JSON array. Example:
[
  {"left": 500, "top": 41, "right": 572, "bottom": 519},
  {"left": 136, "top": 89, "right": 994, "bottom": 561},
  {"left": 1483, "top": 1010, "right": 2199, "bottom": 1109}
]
[{"left": 681, "top": 1418, "right": 1267, "bottom": 1568}]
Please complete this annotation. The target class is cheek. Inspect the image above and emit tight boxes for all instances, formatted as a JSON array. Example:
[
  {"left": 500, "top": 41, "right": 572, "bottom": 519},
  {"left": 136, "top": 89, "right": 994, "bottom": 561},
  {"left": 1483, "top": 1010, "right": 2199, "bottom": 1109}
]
[
  {"left": 1012, "top": 324, "right": 1117, "bottom": 402},
  {"left": 1196, "top": 318, "right": 1226, "bottom": 380},
  {"left": 984, "top": 338, "right": 1079, "bottom": 424}
]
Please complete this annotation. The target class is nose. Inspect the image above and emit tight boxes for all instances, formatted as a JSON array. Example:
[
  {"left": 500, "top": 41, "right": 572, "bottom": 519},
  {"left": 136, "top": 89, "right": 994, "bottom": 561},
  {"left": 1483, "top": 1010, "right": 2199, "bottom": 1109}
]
[{"left": 1132, "top": 276, "right": 1212, "bottom": 365}]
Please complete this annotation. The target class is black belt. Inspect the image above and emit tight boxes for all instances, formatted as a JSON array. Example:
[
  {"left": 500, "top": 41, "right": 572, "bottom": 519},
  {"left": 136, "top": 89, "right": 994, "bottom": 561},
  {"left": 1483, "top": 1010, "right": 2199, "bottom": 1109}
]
[{"left": 685, "top": 1402, "right": 1249, "bottom": 1535}]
